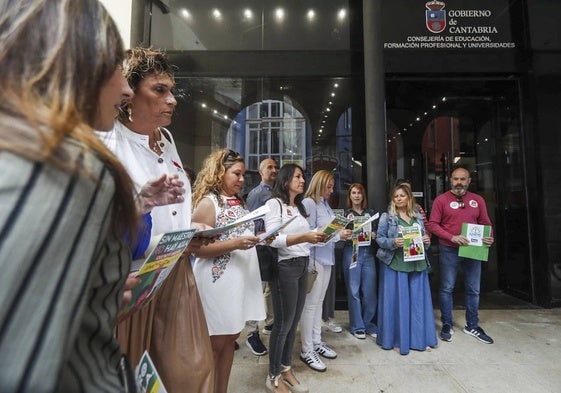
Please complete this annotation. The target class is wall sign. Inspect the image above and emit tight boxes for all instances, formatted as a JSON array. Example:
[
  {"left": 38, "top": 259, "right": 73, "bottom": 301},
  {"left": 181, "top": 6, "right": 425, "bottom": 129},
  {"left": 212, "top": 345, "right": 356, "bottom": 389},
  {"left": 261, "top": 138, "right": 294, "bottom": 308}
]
[{"left": 383, "top": 0, "right": 516, "bottom": 50}]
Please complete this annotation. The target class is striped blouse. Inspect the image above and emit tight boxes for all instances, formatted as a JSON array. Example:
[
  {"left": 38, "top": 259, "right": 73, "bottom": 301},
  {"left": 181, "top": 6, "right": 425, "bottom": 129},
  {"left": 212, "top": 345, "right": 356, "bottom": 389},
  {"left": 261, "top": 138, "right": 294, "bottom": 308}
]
[{"left": 0, "top": 138, "right": 130, "bottom": 392}]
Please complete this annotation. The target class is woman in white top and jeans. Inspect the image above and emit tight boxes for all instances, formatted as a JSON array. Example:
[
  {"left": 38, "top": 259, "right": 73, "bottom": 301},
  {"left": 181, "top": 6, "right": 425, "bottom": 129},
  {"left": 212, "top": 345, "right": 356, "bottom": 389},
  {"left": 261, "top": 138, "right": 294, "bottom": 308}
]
[{"left": 264, "top": 164, "right": 326, "bottom": 393}]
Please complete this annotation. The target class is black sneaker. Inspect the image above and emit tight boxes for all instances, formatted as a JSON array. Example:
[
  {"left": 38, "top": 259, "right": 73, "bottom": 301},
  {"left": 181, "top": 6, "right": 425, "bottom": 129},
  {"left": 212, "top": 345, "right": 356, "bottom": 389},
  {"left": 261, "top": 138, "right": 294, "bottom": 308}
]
[
  {"left": 463, "top": 325, "right": 494, "bottom": 344},
  {"left": 246, "top": 331, "right": 268, "bottom": 355},
  {"left": 262, "top": 323, "right": 273, "bottom": 335},
  {"left": 440, "top": 324, "right": 453, "bottom": 342}
]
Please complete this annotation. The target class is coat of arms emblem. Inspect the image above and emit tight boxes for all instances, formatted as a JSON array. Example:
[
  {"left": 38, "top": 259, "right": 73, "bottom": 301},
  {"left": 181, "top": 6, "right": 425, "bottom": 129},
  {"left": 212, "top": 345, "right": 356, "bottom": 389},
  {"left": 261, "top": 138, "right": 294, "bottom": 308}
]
[{"left": 426, "top": 0, "right": 446, "bottom": 33}]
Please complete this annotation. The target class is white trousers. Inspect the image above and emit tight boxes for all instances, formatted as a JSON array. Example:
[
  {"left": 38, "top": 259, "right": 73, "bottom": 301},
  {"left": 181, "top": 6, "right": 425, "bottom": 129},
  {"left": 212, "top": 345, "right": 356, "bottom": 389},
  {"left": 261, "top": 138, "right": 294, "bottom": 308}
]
[{"left": 300, "top": 262, "right": 332, "bottom": 353}]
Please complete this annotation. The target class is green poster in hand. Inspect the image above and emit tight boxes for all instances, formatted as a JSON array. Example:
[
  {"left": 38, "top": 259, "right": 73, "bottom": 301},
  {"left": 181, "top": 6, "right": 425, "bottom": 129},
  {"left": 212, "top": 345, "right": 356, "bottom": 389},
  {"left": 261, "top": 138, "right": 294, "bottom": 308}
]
[{"left": 458, "top": 223, "right": 492, "bottom": 261}]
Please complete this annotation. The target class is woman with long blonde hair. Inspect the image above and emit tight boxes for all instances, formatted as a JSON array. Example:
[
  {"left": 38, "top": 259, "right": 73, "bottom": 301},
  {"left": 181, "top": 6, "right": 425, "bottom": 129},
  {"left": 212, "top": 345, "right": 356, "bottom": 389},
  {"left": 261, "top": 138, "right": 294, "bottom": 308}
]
[
  {"left": 299, "top": 170, "right": 352, "bottom": 372},
  {"left": 376, "top": 184, "right": 435, "bottom": 355}
]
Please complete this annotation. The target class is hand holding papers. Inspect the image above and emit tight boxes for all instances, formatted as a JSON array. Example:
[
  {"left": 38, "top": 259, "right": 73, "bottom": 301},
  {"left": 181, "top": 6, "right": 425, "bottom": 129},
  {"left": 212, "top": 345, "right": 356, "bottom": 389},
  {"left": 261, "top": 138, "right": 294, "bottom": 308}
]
[
  {"left": 401, "top": 224, "right": 426, "bottom": 262},
  {"left": 458, "top": 223, "right": 492, "bottom": 261},
  {"left": 352, "top": 212, "right": 379, "bottom": 247},
  {"left": 194, "top": 204, "right": 270, "bottom": 238},
  {"left": 118, "top": 229, "right": 195, "bottom": 322},
  {"left": 317, "top": 215, "right": 352, "bottom": 245}
]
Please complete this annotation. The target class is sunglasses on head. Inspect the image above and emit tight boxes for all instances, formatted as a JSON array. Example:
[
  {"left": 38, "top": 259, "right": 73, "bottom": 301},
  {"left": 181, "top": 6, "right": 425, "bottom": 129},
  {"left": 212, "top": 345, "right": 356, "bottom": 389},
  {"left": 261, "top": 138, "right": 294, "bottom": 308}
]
[{"left": 223, "top": 149, "right": 240, "bottom": 163}]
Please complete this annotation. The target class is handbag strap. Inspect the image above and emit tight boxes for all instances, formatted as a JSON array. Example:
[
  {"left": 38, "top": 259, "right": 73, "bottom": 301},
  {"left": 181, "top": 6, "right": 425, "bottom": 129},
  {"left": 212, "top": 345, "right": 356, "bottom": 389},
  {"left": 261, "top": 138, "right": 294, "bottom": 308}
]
[{"left": 311, "top": 201, "right": 318, "bottom": 272}]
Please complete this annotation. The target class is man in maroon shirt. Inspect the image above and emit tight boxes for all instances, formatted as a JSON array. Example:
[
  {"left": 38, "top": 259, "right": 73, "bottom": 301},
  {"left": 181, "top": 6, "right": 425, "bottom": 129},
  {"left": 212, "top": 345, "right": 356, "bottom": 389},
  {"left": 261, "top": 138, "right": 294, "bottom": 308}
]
[{"left": 429, "top": 167, "right": 495, "bottom": 344}]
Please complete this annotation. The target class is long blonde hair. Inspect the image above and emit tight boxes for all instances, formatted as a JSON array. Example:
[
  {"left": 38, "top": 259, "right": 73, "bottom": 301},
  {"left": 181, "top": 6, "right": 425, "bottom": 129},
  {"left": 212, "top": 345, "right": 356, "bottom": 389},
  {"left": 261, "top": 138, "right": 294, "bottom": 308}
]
[
  {"left": 192, "top": 149, "right": 246, "bottom": 209},
  {"left": 305, "top": 170, "right": 334, "bottom": 204},
  {"left": 0, "top": 0, "right": 137, "bottom": 233}
]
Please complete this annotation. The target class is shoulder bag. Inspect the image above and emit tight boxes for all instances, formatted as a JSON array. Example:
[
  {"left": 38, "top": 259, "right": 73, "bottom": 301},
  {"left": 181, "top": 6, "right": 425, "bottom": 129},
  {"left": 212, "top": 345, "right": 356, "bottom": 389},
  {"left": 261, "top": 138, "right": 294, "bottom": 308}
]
[{"left": 256, "top": 199, "right": 282, "bottom": 282}]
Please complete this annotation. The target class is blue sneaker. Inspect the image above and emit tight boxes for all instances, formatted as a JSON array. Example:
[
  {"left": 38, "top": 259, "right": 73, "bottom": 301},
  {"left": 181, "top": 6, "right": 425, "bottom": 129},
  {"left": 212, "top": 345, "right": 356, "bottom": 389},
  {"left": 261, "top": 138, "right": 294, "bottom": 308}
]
[
  {"left": 439, "top": 324, "right": 453, "bottom": 342},
  {"left": 463, "top": 325, "right": 494, "bottom": 344},
  {"left": 246, "top": 331, "right": 268, "bottom": 355}
]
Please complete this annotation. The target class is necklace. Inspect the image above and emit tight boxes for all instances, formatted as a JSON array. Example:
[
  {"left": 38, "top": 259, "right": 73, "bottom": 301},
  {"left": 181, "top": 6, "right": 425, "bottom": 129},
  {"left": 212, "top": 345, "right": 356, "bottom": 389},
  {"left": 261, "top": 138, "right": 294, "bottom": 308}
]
[{"left": 151, "top": 129, "right": 161, "bottom": 154}]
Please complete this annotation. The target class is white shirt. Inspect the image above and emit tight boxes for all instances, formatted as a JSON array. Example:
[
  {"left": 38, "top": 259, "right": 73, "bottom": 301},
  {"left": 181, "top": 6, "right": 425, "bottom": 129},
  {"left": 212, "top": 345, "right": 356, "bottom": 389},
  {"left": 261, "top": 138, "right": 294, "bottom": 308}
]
[
  {"left": 97, "top": 120, "right": 191, "bottom": 236},
  {"left": 265, "top": 198, "right": 311, "bottom": 261}
]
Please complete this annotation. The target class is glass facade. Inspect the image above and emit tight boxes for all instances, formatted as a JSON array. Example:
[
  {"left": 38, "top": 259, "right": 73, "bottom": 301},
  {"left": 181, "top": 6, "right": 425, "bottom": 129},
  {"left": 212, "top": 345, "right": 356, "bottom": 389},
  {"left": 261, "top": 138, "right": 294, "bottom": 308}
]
[
  {"left": 130, "top": 0, "right": 561, "bottom": 307},
  {"left": 151, "top": 1, "right": 351, "bottom": 51}
]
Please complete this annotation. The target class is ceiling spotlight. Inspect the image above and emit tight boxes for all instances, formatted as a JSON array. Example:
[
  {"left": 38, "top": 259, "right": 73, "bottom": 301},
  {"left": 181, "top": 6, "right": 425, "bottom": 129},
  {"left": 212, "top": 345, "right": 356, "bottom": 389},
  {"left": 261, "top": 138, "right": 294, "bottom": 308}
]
[
  {"left": 181, "top": 9, "right": 191, "bottom": 19},
  {"left": 212, "top": 9, "right": 222, "bottom": 19},
  {"left": 275, "top": 8, "right": 285, "bottom": 20},
  {"left": 337, "top": 9, "right": 347, "bottom": 21},
  {"left": 307, "top": 9, "right": 315, "bottom": 20},
  {"left": 243, "top": 9, "right": 253, "bottom": 20}
]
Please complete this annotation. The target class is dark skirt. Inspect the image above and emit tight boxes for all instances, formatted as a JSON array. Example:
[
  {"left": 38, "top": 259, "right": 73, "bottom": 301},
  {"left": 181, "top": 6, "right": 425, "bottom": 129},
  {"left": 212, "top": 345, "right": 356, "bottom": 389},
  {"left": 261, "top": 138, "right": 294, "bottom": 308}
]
[{"left": 376, "top": 263, "right": 437, "bottom": 355}]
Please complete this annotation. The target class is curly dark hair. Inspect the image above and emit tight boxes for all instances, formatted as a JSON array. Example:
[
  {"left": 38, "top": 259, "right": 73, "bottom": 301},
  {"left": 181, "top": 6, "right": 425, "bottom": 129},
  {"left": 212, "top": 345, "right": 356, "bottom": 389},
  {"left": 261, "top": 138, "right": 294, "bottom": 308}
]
[{"left": 117, "top": 47, "right": 176, "bottom": 122}]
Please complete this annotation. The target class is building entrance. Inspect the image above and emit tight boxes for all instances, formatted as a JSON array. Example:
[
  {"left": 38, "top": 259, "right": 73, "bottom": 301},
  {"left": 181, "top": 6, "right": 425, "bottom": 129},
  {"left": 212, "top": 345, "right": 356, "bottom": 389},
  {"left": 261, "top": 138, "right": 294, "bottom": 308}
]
[{"left": 384, "top": 78, "right": 533, "bottom": 303}]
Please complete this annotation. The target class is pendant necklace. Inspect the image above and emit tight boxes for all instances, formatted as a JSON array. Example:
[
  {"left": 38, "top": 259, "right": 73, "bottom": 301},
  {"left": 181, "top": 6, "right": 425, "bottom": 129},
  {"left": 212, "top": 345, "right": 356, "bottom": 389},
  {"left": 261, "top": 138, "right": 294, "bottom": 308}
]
[{"left": 151, "top": 129, "right": 161, "bottom": 154}]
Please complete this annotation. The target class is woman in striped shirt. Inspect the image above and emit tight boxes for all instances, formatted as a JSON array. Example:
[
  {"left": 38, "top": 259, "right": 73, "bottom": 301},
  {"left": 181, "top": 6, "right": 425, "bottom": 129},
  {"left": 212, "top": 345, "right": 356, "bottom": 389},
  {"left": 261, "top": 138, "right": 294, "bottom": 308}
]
[{"left": 0, "top": 0, "right": 142, "bottom": 391}]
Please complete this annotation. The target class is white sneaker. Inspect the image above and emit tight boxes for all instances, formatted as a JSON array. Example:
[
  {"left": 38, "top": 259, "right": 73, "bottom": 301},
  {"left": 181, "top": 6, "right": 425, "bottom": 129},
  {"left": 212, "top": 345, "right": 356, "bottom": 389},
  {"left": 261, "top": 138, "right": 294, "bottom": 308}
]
[
  {"left": 300, "top": 350, "right": 326, "bottom": 372},
  {"left": 314, "top": 342, "right": 337, "bottom": 359},
  {"left": 323, "top": 319, "right": 342, "bottom": 333},
  {"left": 352, "top": 330, "right": 366, "bottom": 339}
]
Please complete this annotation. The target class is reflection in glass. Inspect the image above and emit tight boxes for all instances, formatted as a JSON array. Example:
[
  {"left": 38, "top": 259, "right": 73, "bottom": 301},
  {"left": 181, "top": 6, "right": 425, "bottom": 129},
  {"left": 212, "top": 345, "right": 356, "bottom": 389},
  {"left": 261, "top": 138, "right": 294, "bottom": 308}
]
[{"left": 151, "top": 1, "right": 350, "bottom": 51}]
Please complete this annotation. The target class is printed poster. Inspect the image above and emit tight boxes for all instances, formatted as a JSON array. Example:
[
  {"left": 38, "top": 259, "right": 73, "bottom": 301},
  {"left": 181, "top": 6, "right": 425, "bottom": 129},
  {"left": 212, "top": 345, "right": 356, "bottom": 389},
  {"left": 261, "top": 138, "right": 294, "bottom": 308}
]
[
  {"left": 347, "top": 212, "right": 379, "bottom": 268},
  {"left": 353, "top": 215, "right": 372, "bottom": 247},
  {"left": 401, "top": 224, "right": 425, "bottom": 262},
  {"left": 118, "top": 229, "right": 195, "bottom": 322}
]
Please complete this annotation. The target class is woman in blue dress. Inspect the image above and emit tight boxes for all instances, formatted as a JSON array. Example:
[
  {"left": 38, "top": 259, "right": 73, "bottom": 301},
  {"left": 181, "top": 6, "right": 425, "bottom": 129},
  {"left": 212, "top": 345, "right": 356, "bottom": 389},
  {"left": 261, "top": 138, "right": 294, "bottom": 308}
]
[{"left": 376, "top": 184, "right": 437, "bottom": 355}]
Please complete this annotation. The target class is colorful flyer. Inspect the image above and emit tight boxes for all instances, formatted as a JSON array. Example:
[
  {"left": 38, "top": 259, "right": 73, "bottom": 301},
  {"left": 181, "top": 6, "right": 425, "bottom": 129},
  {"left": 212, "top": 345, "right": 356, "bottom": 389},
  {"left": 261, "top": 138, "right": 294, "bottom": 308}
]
[
  {"left": 319, "top": 215, "right": 352, "bottom": 244},
  {"left": 118, "top": 229, "right": 195, "bottom": 322},
  {"left": 353, "top": 215, "right": 372, "bottom": 247},
  {"left": 401, "top": 224, "right": 425, "bottom": 262}
]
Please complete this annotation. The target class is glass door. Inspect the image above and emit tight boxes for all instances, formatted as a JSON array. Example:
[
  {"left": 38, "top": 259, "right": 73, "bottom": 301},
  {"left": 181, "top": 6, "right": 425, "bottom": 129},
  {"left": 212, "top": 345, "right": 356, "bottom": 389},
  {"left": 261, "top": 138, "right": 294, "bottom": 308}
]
[{"left": 385, "top": 79, "right": 532, "bottom": 301}]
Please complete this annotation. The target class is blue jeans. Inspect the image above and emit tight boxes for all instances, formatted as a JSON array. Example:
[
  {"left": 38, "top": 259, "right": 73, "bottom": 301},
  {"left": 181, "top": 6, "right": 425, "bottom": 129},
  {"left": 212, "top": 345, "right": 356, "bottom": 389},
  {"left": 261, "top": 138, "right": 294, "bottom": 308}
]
[
  {"left": 342, "top": 245, "right": 378, "bottom": 335},
  {"left": 438, "top": 244, "right": 482, "bottom": 328},
  {"left": 268, "top": 257, "right": 308, "bottom": 376}
]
